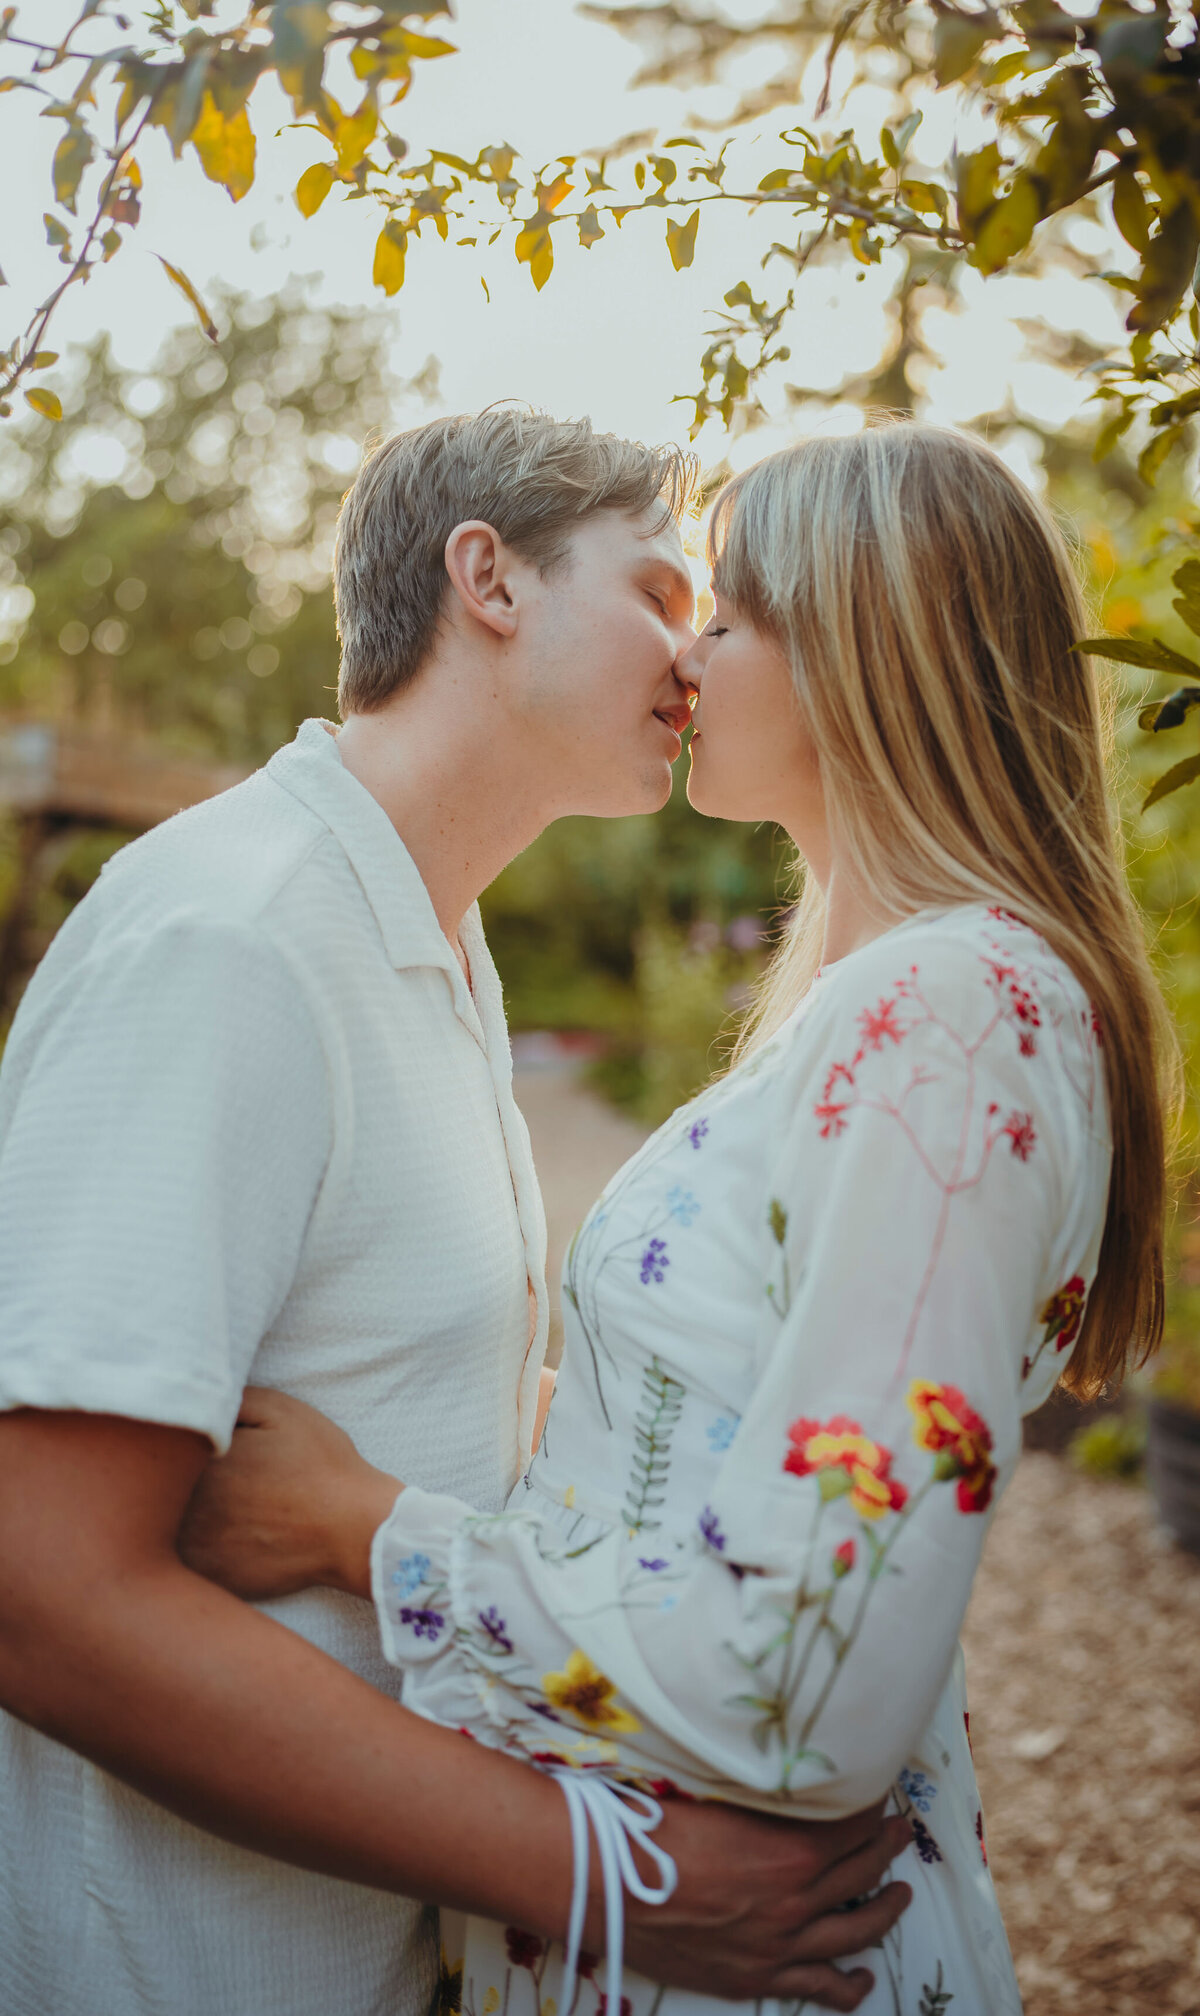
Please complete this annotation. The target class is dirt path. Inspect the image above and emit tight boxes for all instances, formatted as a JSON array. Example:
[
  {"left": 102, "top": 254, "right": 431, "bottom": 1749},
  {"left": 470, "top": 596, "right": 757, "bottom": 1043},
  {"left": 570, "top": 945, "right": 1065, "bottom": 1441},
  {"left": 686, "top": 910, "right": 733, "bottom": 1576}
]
[{"left": 515, "top": 1059, "right": 1200, "bottom": 2016}]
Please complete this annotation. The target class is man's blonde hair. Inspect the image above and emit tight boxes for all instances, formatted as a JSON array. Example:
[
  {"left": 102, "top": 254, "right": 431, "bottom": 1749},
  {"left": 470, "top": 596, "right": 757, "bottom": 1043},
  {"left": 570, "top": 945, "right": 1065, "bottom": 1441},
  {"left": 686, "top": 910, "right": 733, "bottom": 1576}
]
[
  {"left": 711, "top": 420, "right": 1177, "bottom": 1402},
  {"left": 334, "top": 408, "right": 697, "bottom": 713}
]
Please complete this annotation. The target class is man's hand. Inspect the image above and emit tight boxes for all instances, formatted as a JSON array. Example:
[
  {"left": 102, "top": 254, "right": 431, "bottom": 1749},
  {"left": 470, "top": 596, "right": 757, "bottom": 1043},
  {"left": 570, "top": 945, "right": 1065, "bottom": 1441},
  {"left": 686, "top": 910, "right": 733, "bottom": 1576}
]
[
  {"left": 179, "top": 1387, "right": 399, "bottom": 1600},
  {"left": 626, "top": 1797, "right": 912, "bottom": 2011}
]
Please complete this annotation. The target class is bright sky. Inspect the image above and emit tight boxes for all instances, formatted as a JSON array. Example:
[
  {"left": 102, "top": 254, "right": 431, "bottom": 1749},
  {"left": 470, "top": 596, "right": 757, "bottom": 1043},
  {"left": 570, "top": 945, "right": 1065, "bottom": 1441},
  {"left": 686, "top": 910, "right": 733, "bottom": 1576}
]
[{"left": 1, "top": 0, "right": 1129, "bottom": 498}]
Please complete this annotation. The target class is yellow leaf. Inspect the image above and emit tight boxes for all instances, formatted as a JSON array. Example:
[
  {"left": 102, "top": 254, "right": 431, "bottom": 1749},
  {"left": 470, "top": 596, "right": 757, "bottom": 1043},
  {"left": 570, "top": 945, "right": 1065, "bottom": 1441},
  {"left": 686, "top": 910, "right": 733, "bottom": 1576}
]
[
  {"left": 154, "top": 255, "right": 219, "bottom": 341},
  {"left": 295, "top": 160, "right": 334, "bottom": 217},
  {"left": 372, "top": 221, "right": 407, "bottom": 295},
  {"left": 332, "top": 99, "right": 377, "bottom": 174},
  {"left": 515, "top": 220, "right": 553, "bottom": 290},
  {"left": 189, "top": 92, "right": 255, "bottom": 203},
  {"left": 383, "top": 28, "right": 456, "bottom": 58},
  {"left": 539, "top": 175, "right": 572, "bottom": 214},
  {"left": 482, "top": 1992, "right": 499, "bottom": 2016},
  {"left": 24, "top": 387, "right": 62, "bottom": 421},
  {"left": 665, "top": 208, "right": 699, "bottom": 270}
]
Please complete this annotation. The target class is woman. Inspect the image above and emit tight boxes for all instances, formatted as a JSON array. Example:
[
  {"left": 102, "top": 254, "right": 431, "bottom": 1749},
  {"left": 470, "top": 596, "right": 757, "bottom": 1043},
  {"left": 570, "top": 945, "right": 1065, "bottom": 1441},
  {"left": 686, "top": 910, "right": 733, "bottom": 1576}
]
[{"left": 183, "top": 423, "right": 1172, "bottom": 2014}]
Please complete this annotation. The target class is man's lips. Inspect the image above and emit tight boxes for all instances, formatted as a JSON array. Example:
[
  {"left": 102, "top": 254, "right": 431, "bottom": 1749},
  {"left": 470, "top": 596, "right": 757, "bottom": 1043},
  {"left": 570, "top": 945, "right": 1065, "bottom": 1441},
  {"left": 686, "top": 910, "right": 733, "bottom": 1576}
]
[{"left": 654, "top": 705, "right": 693, "bottom": 737}]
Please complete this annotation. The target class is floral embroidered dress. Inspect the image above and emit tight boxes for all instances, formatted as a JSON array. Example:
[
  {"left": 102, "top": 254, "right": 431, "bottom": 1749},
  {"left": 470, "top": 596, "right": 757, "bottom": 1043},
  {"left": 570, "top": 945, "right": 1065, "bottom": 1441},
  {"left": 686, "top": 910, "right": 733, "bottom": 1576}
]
[{"left": 372, "top": 906, "right": 1110, "bottom": 2016}]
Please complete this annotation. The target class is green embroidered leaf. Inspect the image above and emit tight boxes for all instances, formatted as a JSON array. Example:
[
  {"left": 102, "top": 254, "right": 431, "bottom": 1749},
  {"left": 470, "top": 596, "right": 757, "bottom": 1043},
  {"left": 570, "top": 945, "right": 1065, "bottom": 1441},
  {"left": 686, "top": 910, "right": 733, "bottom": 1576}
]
[{"left": 769, "top": 1198, "right": 788, "bottom": 1245}]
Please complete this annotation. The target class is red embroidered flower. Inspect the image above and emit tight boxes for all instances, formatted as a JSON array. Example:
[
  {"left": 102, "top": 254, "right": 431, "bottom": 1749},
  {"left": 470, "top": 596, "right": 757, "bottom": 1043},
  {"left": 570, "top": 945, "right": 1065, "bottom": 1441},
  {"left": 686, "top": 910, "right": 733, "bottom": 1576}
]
[
  {"left": 858, "top": 996, "right": 904, "bottom": 1050},
  {"left": 505, "top": 1927, "right": 545, "bottom": 1969},
  {"left": 976, "top": 1810, "right": 989, "bottom": 1865},
  {"left": 1001, "top": 1110, "right": 1036, "bottom": 1161},
  {"left": 832, "top": 1538, "right": 856, "bottom": 1578},
  {"left": 1039, "top": 1274, "right": 1086, "bottom": 1355},
  {"left": 784, "top": 1416, "right": 908, "bottom": 1520},
  {"left": 1089, "top": 1003, "right": 1104, "bottom": 1046},
  {"left": 644, "top": 1775, "right": 695, "bottom": 1802},
  {"left": 908, "top": 1380, "right": 997, "bottom": 1513}
]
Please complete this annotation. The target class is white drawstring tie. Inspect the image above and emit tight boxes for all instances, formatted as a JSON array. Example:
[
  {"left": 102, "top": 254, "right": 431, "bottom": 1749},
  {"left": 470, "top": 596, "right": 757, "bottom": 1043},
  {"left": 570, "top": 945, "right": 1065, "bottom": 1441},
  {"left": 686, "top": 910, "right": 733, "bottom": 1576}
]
[{"left": 550, "top": 1770, "right": 678, "bottom": 2016}]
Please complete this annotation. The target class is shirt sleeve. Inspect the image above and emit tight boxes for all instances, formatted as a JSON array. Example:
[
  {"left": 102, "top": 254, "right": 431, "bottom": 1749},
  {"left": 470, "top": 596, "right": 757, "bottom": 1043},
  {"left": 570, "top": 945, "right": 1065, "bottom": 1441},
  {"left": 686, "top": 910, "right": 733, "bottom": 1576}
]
[
  {"left": 0, "top": 912, "right": 333, "bottom": 1452},
  {"left": 370, "top": 931, "right": 1097, "bottom": 1814}
]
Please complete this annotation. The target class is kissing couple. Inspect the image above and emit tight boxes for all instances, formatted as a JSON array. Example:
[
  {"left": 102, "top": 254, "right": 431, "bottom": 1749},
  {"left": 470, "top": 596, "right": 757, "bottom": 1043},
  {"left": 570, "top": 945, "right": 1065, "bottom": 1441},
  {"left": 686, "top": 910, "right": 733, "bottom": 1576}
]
[{"left": 0, "top": 409, "right": 1169, "bottom": 2016}]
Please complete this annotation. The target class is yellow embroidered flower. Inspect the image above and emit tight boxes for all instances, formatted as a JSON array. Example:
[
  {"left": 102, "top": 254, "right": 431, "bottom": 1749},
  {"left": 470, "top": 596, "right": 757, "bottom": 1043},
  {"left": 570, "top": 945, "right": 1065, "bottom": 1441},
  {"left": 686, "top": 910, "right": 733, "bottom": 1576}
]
[{"left": 541, "top": 1649, "right": 641, "bottom": 1733}]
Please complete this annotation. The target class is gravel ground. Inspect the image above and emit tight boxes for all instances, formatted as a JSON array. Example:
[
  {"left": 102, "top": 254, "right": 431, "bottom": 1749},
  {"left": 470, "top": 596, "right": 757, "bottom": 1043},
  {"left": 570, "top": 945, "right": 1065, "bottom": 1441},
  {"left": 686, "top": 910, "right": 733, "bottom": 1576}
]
[{"left": 515, "top": 1056, "right": 1200, "bottom": 2016}]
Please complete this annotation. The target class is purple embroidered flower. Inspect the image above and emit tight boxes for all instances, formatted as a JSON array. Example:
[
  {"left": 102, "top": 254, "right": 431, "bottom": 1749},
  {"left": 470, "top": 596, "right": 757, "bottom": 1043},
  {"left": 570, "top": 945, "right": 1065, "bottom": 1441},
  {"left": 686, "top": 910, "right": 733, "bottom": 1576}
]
[
  {"left": 478, "top": 1606, "right": 513, "bottom": 1653},
  {"left": 699, "top": 1505, "right": 726, "bottom": 1552},
  {"left": 638, "top": 1557, "right": 669, "bottom": 1572},
  {"left": 398, "top": 1606, "right": 445, "bottom": 1642},
  {"left": 910, "top": 1816, "right": 943, "bottom": 1864},
  {"left": 687, "top": 1118, "right": 709, "bottom": 1150},
  {"left": 530, "top": 1700, "right": 563, "bottom": 1722},
  {"left": 640, "top": 1238, "right": 669, "bottom": 1285}
]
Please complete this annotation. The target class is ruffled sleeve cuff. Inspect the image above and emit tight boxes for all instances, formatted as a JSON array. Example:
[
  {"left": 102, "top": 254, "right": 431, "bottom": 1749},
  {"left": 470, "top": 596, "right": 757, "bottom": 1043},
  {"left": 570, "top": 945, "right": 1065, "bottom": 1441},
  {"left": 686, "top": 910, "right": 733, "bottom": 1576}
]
[{"left": 370, "top": 1483, "right": 472, "bottom": 1669}]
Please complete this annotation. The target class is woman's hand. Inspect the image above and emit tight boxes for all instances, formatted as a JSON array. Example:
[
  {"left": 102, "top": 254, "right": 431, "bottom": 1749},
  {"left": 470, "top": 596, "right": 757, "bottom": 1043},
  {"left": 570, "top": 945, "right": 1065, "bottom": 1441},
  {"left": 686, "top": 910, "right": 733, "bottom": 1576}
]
[{"left": 178, "top": 1387, "right": 401, "bottom": 1602}]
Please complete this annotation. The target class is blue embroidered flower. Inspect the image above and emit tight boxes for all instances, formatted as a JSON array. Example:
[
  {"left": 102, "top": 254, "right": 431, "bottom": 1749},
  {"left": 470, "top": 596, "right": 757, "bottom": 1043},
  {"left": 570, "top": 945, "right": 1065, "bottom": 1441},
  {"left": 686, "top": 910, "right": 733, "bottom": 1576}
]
[
  {"left": 898, "top": 1767, "right": 937, "bottom": 1814},
  {"left": 638, "top": 1557, "right": 669, "bottom": 1572},
  {"left": 911, "top": 1816, "right": 943, "bottom": 1864},
  {"left": 640, "top": 1238, "right": 669, "bottom": 1285},
  {"left": 667, "top": 1186, "right": 700, "bottom": 1225},
  {"left": 659, "top": 1593, "right": 679, "bottom": 1613},
  {"left": 478, "top": 1606, "right": 513, "bottom": 1653},
  {"left": 398, "top": 1606, "right": 445, "bottom": 1643},
  {"left": 699, "top": 1505, "right": 726, "bottom": 1552},
  {"left": 390, "top": 1551, "right": 432, "bottom": 1599},
  {"left": 706, "top": 1414, "right": 740, "bottom": 1453},
  {"left": 687, "top": 1118, "right": 709, "bottom": 1150}
]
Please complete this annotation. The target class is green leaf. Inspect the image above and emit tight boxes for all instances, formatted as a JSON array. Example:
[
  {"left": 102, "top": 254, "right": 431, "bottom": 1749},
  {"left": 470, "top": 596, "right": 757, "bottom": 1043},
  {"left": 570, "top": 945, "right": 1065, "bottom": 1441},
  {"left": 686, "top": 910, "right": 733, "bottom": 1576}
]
[
  {"left": 970, "top": 173, "right": 1039, "bottom": 274},
  {"left": 769, "top": 1198, "right": 788, "bottom": 1245},
  {"left": 52, "top": 122, "right": 93, "bottom": 214},
  {"left": 1144, "top": 754, "right": 1200, "bottom": 811},
  {"left": 24, "top": 387, "right": 61, "bottom": 421},
  {"left": 934, "top": 8, "right": 997, "bottom": 86},
  {"left": 1171, "top": 560, "right": 1200, "bottom": 639},
  {"left": 1139, "top": 423, "right": 1185, "bottom": 486},
  {"left": 1112, "top": 169, "right": 1151, "bottom": 256},
  {"left": 295, "top": 160, "right": 334, "bottom": 217},
  {"left": 154, "top": 254, "right": 219, "bottom": 341},
  {"left": 1128, "top": 204, "right": 1200, "bottom": 335},
  {"left": 666, "top": 209, "right": 699, "bottom": 271},
  {"left": 1092, "top": 405, "right": 1134, "bottom": 462},
  {"left": 1074, "top": 636, "right": 1200, "bottom": 677},
  {"left": 880, "top": 126, "right": 900, "bottom": 171},
  {"left": 895, "top": 110, "right": 923, "bottom": 156},
  {"left": 954, "top": 142, "right": 1000, "bottom": 233},
  {"left": 757, "top": 168, "right": 796, "bottom": 193},
  {"left": 372, "top": 220, "right": 407, "bottom": 295},
  {"left": 25, "top": 350, "right": 58, "bottom": 370}
]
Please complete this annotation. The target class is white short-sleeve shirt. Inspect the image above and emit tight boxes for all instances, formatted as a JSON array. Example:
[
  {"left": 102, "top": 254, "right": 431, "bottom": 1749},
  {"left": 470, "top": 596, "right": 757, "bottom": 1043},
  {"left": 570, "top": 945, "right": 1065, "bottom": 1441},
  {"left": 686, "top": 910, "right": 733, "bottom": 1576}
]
[{"left": 0, "top": 718, "right": 548, "bottom": 2016}]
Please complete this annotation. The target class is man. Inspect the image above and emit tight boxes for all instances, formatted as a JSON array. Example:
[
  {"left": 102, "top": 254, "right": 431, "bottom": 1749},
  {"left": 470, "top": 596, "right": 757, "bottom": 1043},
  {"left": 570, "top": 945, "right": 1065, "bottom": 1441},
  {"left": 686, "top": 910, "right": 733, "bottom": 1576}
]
[{"left": 0, "top": 410, "right": 911, "bottom": 2016}]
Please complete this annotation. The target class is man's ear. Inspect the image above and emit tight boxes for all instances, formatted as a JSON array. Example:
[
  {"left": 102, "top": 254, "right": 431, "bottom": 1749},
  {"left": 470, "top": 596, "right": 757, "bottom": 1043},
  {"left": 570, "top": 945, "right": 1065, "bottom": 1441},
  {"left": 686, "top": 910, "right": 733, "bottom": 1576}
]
[{"left": 443, "top": 521, "right": 520, "bottom": 641}]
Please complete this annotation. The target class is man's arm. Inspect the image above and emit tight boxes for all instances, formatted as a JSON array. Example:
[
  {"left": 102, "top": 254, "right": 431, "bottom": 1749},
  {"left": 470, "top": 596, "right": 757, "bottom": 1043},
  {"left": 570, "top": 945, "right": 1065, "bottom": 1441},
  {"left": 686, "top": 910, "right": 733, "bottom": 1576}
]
[{"left": 0, "top": 1410, "right": 908, "bottom": 2011}]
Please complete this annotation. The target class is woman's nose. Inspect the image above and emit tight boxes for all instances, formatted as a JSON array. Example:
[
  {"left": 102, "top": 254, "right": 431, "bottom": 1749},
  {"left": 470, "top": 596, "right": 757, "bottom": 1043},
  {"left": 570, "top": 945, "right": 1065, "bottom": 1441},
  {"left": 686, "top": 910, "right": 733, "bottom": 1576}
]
[{"left": 674, "top": 633, "right": 702, "bottom": 695}]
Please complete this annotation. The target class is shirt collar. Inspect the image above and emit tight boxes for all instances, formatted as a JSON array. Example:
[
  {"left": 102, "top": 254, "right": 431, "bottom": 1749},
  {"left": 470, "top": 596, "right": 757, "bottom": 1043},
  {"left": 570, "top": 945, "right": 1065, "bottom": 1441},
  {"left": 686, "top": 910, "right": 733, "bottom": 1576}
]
[{"left": 265, "top": 719, "right": 477, "bottom": 1001}]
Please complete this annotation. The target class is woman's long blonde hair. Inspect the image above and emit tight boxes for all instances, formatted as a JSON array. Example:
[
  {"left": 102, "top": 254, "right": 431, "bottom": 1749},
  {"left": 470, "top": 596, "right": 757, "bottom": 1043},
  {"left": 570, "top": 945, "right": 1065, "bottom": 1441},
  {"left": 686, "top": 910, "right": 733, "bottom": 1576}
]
[{"left": 711, "top": 421, "right": 1176, "bottom": 1399}]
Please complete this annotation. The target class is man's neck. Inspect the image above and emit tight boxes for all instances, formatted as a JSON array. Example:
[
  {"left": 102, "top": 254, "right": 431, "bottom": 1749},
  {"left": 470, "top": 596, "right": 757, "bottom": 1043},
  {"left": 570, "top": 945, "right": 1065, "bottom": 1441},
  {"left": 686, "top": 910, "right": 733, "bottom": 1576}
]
[{"left": 335, "top": 675, "right": 554, "bottom": 951}]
